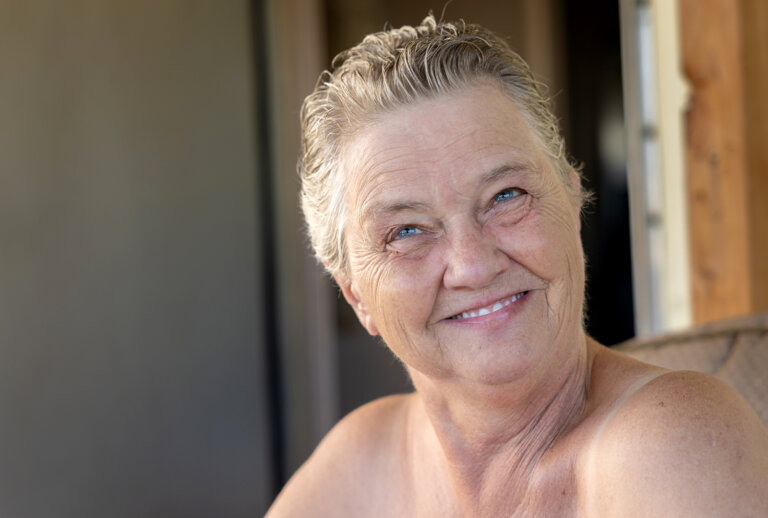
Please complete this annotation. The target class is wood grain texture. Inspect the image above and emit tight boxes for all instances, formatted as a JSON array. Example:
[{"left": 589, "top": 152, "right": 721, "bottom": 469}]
[
  {"left": 742, "top": 0, "right": 768, "bottom": 311},
  {"left": 680, "top": 0, "right": 756, "bottom": 323}
]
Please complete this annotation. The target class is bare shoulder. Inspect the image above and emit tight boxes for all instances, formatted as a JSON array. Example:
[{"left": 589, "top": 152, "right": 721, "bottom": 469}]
[
  {"left": 586, "top": 369, "right": 768, "bottom": 517},
  {"left": 266, "top": 393, "right": 413, "bottom": 517}
]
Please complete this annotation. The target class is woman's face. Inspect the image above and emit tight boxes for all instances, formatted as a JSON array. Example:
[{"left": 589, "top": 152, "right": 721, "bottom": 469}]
[{"left": 335, "top": 84, "right": 585, "bottom": 385}]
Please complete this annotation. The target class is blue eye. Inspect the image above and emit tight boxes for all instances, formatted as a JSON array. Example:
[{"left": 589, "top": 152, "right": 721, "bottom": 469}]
[
  {"left": 493, "top": 188, "right": 523, "bottom": 204},
  {"left": 394, "top": 226, "right": 422, "bottom": 240}
]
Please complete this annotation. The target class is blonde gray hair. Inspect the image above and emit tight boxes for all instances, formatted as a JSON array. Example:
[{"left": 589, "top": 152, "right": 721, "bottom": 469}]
[{"left": 299, "top": 15, "right": 579, "bottom": 276}]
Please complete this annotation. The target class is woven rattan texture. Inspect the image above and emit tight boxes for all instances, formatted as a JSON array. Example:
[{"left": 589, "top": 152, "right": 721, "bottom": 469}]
[{"left": 616, "top": 313, "right": 768, "bottom": 426}]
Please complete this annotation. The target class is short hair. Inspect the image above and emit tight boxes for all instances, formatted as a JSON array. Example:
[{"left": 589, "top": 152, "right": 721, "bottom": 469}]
[{"left": 299, "top": 14, "right": 579, "bottom": 277}]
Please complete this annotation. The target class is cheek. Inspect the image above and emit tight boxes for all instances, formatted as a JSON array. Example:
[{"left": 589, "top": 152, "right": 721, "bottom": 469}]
[
  {"left": 361, "top": 251, "right": 445, "bottom": 339},
  {"left": 494, "top": 204, "right": 584, "bottom": 287}
]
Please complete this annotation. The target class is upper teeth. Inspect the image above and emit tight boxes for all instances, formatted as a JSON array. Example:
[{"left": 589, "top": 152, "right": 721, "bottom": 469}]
[{"left": 450, "top": 292, "right": 526, "bottom": 320}]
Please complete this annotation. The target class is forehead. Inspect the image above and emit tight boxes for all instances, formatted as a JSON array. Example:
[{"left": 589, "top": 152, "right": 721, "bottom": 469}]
[
  {"left": 359, "top": 84, "right": 538, "bottom": 156},
  {"left": 340, "top": 84, "right": 550, "bottom": 215}
]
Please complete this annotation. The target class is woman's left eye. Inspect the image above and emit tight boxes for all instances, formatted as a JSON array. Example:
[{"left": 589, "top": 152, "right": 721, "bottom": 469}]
[
  {"left": 493, "top": 188, "right": 524, "bottom": 205},
  {"left": 394, "top": 226, "right": 422, "bottom": 240}
]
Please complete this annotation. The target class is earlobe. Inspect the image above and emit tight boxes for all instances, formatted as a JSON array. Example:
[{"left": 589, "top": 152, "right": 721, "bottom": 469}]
[{"left": 332, "top": 273, "right": 379, "bottom": 336}]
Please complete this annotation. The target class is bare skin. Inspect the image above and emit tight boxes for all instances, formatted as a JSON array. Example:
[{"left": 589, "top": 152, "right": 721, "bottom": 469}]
[
  {"left": 267, "top": 85, "right": 768, "bottom": 517},
  {"left": 269, "top": 343, "right": 768, "bottom": 517}
]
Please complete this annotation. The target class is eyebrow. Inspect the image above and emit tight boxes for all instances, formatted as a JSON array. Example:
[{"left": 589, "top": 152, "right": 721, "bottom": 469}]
[
  {"left": 479, "top": 162, "right": 533, "bottom": 185},
  {"left": 362, "top": 200, "right": 430, "bottom": 224}
]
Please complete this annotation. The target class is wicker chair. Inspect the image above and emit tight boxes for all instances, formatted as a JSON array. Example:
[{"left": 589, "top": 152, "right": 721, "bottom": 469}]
[{"left": 615, "top": 312, "right": 768, "bottom": 426}]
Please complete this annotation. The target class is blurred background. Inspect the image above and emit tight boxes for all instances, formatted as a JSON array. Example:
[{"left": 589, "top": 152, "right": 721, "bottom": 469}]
[{"left": 1, "top": 0, "right": 766, "bottom": 516}]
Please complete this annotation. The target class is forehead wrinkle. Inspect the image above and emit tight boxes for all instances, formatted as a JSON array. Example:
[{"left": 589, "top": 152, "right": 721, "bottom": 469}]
[
  {"left": 359, "top": 177, "right": 432, "bottom": 230},
  {"left": 428, "top": 123, "right": 482, "bottom": 153},
  {"left": 348, "top": 145, "right": 429, "bottom": 231},
  {"left": 433, "top": 138, "right": 508, "bottom": 194}
]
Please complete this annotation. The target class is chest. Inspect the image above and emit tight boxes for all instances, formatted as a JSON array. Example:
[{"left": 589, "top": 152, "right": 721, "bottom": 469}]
[{"left": 391, "top": 450, "right": 585, "bottom": 518}]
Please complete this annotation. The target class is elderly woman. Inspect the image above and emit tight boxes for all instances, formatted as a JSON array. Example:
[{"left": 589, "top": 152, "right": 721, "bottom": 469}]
[{"left": 268, "top": 16, "right": 768, "bottom": 517}]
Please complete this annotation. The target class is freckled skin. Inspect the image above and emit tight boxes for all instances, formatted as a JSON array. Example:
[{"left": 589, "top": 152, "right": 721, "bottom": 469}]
[{"left": 267, "top": 85, "right": 768, "bottom": 518}]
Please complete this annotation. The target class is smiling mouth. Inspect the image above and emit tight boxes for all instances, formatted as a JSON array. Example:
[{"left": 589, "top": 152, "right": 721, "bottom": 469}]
[{"left": 446, "top": 291, "right": 529, "bottom": 320}]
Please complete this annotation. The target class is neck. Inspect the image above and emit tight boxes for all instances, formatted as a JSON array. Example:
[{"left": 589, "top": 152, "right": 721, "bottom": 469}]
[{"left": 407, "top": 334, "right": 595, "bottom": 515}]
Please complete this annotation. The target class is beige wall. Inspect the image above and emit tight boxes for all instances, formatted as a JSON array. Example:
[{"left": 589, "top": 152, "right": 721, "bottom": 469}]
[{"left": 0, "top": 1, "right": 271, "bottom": 515}]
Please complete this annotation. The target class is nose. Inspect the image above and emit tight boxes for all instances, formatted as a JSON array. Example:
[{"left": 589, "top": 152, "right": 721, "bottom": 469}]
[{"left": 443, "top": 225, "right": 510, "bottom": 290}]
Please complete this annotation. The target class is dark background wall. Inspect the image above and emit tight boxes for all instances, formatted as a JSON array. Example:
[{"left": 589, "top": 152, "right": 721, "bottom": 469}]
[{"left": 0, "top": 1, "right": 272, "bottom": 516}]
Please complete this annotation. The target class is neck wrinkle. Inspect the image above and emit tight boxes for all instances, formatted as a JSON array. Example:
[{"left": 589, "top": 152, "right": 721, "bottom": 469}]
[{"left": 410, "top": 335, "right": 594, "bottom": 517}]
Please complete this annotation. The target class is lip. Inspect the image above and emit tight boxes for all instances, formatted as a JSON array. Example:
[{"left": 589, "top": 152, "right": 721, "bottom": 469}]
[{"left": 442, "top": 291, "right": 530, "bottom": 322}]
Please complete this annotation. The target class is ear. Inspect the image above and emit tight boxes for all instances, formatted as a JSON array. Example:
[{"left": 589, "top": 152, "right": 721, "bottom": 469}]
[{"left": 332, "top": 273, "right": 379, "bottom": 336}]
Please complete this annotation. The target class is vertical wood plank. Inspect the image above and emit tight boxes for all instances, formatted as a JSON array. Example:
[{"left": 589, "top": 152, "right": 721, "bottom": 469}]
[
  {"left": 742, "top": 0, "right": 768, "bottom": 312},
  {"left": 680, "top": 0, "right": 753, "bottom": 323}
]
